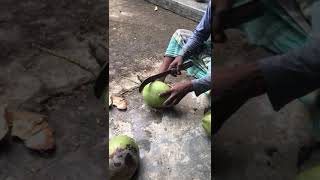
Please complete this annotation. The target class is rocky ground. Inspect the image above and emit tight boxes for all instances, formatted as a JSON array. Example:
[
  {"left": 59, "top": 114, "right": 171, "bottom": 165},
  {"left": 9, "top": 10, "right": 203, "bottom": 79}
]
[{"left": 0, "top": 0, "right": 107, "bottom": 179}]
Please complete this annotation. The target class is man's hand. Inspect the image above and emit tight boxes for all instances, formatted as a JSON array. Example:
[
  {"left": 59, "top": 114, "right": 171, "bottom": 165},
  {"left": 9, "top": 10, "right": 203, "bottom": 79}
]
[
  {"left": 213, "top": 63, "right": 266, "bottom": 134},
  {"left": 158, "top": 56, "right": 183, "bottom": 82},
  {"left": 160, "top": 81, "right": 193, "bottom": 106},
  {"left": 168, "top": 56, "right": 184, "bottom": 76}
]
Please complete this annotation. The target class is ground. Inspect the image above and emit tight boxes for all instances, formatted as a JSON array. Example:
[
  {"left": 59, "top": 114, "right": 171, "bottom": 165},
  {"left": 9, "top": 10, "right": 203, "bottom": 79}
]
[
  {"left": 109, "top": 0, "right": 211, "bottom": 179},
  {"left": 0, "top": 0, "right": 107, "bottom": 179},
  {"left": 214, "top": 30, "right": 315, "bottom": 180}
]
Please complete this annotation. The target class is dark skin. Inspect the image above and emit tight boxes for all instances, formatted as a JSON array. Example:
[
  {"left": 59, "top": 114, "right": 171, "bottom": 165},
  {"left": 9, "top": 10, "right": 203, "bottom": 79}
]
[
  {"left": 158, "top": 55, "right": 194, "bottom": 107},
  {"left": 213, "top": 63, "right": 266, "bottom": 133}
]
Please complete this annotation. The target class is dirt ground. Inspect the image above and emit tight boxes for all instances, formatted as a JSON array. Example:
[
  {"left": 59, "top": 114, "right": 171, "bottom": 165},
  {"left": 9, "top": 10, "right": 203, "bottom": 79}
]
[{"left": 0, "top": 0, "right": 107, "bottom": 179}]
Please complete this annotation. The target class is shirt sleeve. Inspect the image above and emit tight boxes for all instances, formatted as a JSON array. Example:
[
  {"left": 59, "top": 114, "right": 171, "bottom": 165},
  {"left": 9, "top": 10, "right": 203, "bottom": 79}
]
[
  {"left": 192, "top": 74, "right": 212, "bottom": 96},
  {"left": 180, "top": 1, "right": 212, "bottom": 58},
  {"left": 258, "top": 38, "right": 320, "bottom": 111}
]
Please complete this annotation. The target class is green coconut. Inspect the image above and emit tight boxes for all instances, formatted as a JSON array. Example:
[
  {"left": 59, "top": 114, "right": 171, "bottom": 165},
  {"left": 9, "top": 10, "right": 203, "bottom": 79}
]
[
  {"left": 142, "top": 81, "right": 170, "bottom": 108},
  {"left": 202, "top": 111, "right": 211, "bottom": 136},
  {"left": 296, "top": 166, "right": 320, "bottom": 180},
  {"left": 109, "top": 135, "right": 140, "bottom": 180}
]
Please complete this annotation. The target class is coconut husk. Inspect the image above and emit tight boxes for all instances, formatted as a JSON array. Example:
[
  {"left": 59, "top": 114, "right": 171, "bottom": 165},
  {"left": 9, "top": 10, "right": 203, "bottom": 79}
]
[
  {"left": 11, "top": 111, "right": 55, "bottom": 151},
  {"left": 111, "top": 96, "right": 128, "bottom": 110}
]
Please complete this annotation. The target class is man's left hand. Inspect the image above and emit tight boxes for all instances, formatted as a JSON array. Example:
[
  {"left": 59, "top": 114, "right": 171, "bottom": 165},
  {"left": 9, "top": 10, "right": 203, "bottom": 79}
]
[{"left": 160, "top": 81, "right": 193, "bottom": 106}]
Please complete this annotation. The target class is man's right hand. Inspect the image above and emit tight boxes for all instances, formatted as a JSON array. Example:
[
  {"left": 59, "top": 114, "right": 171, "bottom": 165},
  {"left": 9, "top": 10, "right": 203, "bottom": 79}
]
[
  {"left": 213, "top": 62, "right": 266, "bottom": 134},
  {"left": 158, "top": 56, "right": 183, "bottom": 82},
  {"left": 168, "top": 56, "right": 183, "bottom": 76}
]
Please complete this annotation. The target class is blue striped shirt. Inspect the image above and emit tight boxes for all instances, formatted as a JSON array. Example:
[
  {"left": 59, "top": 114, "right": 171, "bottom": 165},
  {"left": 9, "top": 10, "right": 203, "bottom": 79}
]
[
  {"left": 183, "top": 1, "right": 212, "bottom": 96},
  {"left": 181, "top": 1, "right": 211, "bottom": 57}
]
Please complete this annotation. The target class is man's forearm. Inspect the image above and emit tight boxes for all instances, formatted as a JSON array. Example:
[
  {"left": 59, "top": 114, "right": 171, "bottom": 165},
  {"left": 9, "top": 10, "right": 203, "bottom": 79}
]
[
  {"left": 213, "top": 62, "right": 266, "bottom": 133},
  {"left": 258, "top": 38, "right": 320, "bottom": 110},
  {"left": 214, "top": 62, "right": 266, "bottom": 101},
  {"left": 192, "top": 75, "right": 212, "bottom": 96},
  {"left": 180, "top": 1, "right": 211, "bottom": 58},
  {"left": 214, "top": 38, "right": 320, "bottom": 133}
]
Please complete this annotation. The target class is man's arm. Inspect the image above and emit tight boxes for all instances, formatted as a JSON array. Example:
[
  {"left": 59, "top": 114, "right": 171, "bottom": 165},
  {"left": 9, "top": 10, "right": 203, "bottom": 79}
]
[
  {"left": 214, "top": 39, "right": 320, "bottom": 133},
  {"left": 259, "top": 38, "right": 320, "bottom": 111},
  {"left": 180, "top": 1, "right": 211, "bottom": 58},
  {"left": 192, "top": 75, "right": 212, "bottom": 96},
  {"left": 213, "top": 62, "right": 266, "bottom": 132}
]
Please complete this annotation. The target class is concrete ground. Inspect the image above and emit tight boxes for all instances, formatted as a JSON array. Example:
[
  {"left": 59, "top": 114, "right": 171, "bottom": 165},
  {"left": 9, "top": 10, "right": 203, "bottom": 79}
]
[
  {"left": 109, "top": 0, "right": 211, "bottom": 179},
  {"left": 146, "top": 0, "right": 208, "bottom": 22},
  {"left": 213, "top": 30, "right": 315, "bottom": 180},
  {"left": 0, "top": 0, "right": 107, "bottom": 179}
]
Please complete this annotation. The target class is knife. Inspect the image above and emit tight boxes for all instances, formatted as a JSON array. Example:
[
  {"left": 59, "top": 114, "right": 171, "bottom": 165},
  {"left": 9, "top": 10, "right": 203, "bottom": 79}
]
[{"left": 139, "top": 61, "right": 193, "bottom": 93}]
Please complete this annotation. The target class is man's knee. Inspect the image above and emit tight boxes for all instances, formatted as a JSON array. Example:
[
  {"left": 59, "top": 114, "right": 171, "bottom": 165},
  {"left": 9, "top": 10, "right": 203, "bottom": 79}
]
[{"left": 173, "top": 29, "right": 193, "bottom": 39}]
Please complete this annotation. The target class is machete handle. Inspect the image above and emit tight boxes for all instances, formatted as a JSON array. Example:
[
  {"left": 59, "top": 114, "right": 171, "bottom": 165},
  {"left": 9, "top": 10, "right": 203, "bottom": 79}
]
[
  {"left": 179, "top": 61, "right": 194, "bottom": 70},
  {"left": 170, "top": 61, "right": 194, "bottom": 75}
]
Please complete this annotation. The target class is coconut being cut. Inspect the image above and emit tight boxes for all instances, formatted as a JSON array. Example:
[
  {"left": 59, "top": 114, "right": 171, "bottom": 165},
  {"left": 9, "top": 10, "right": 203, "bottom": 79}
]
[
  {"left": 142, "top": 81, "right": 170, "bottom": 108},
  {"left": 109, "top": 135, "right": 140, "bottom": 180}
]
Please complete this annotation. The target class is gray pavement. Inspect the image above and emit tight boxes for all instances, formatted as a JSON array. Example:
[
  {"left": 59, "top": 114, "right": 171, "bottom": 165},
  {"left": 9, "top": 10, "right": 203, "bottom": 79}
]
[{"left": 145, "top": 0, "right": 208, "bottom": 22}]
